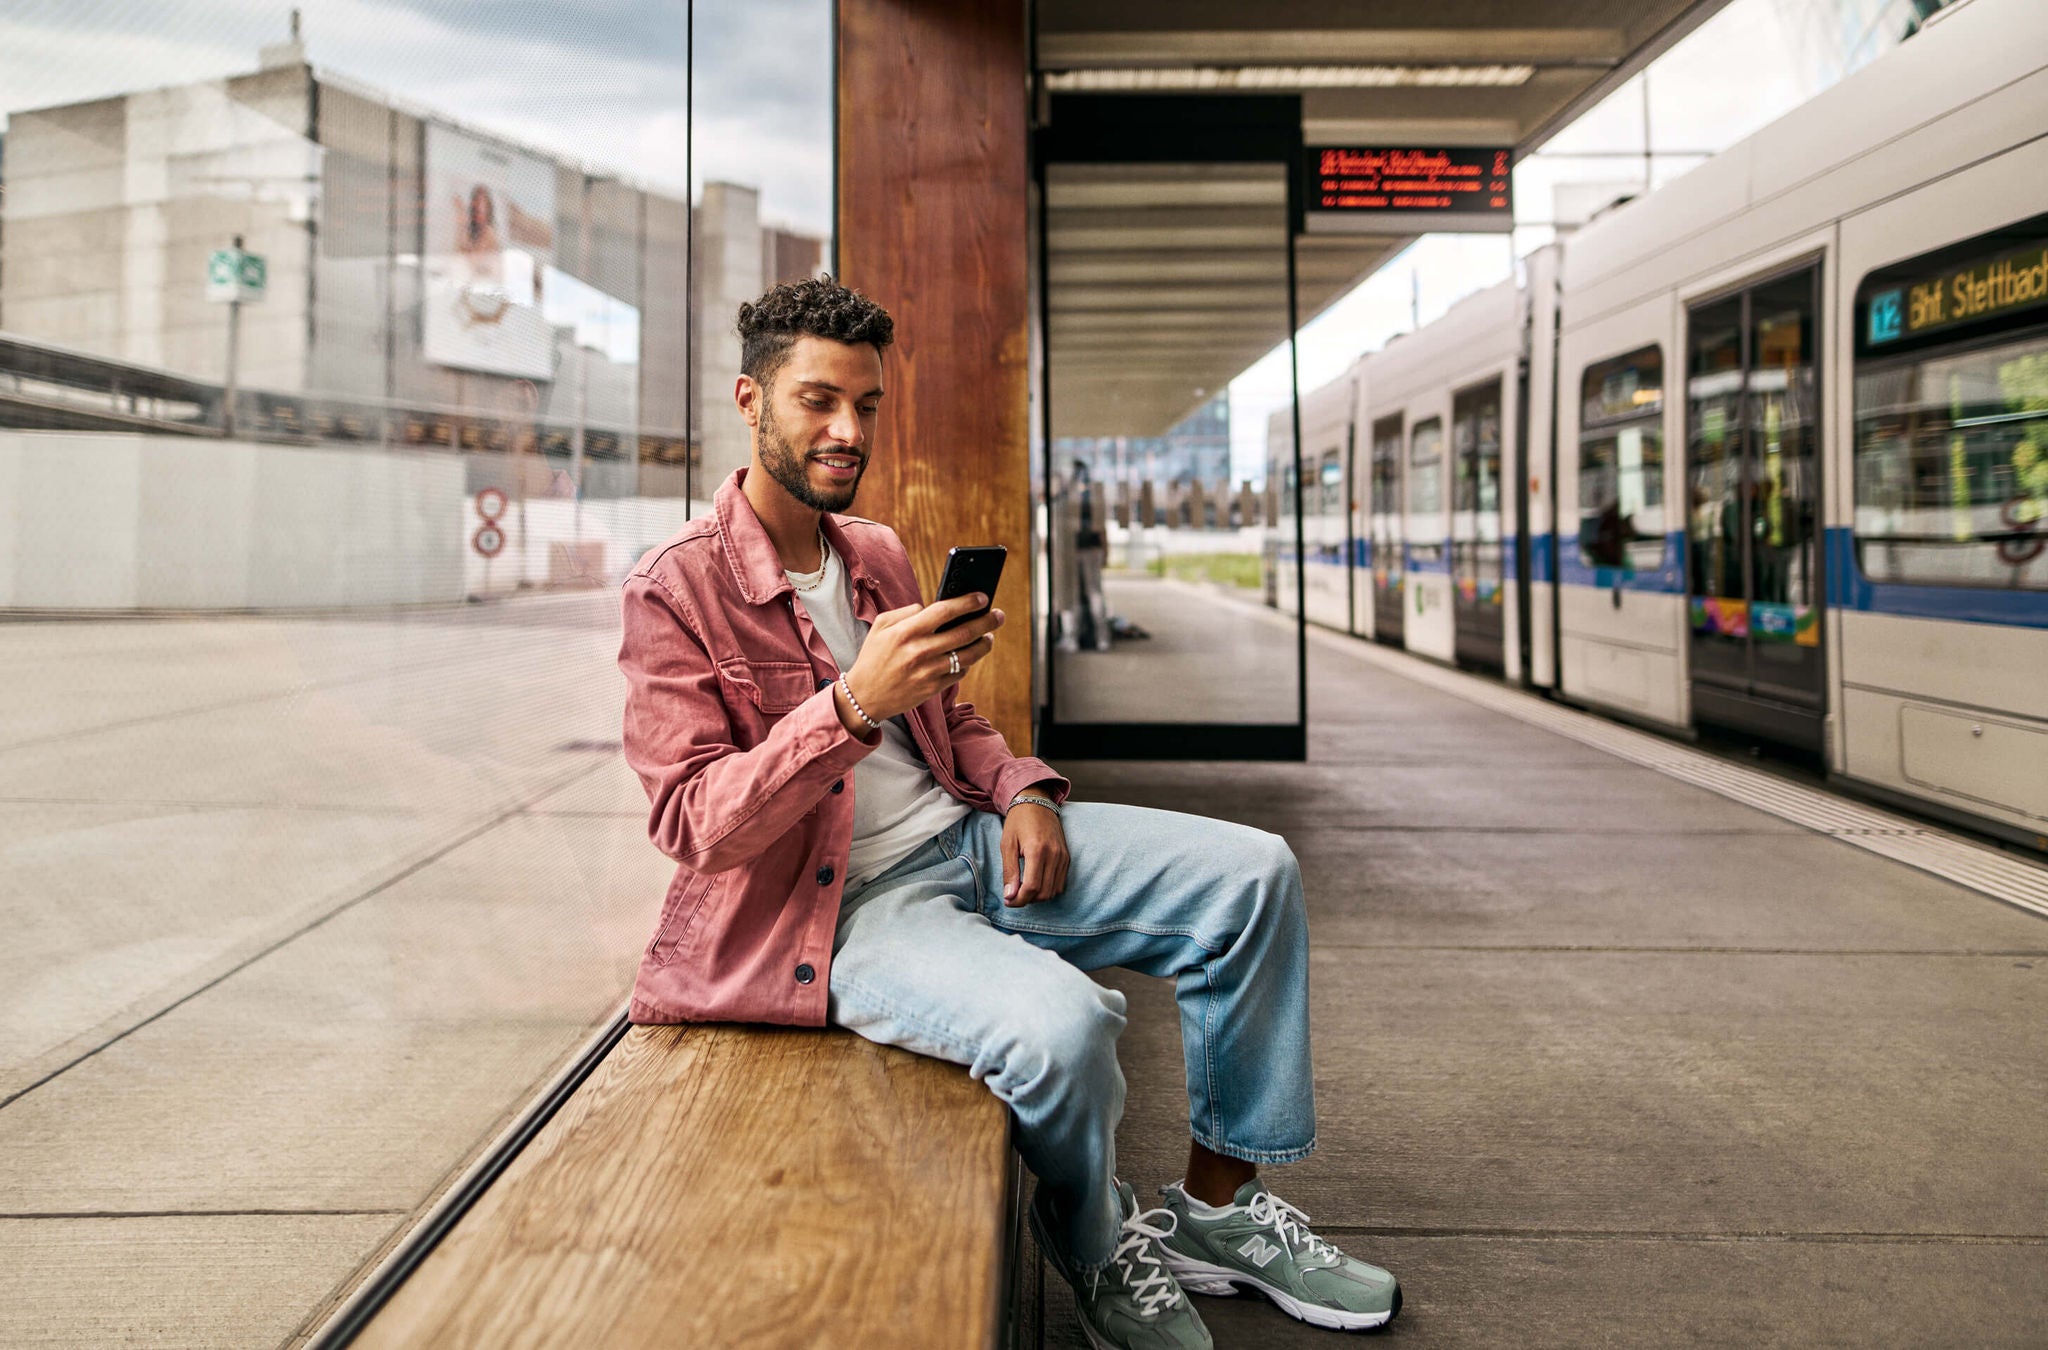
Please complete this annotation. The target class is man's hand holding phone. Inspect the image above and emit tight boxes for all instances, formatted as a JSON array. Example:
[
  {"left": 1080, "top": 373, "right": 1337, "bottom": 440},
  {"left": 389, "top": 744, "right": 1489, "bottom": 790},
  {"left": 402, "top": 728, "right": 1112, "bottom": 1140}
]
[{"left": 834, "top": 594, "right": 1004, "bottom": 734}]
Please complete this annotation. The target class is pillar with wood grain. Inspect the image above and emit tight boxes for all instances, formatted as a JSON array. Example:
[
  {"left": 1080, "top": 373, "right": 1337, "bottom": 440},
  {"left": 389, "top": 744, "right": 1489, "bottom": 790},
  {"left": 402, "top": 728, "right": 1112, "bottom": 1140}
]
[{"left": 837, "top": 0, "right": 1033, "bottom": 750}]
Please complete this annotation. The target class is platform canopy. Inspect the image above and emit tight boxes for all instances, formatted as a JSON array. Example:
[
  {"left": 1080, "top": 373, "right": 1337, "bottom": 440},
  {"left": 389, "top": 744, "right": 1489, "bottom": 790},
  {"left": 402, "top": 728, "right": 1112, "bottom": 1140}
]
[{"left": 1037, "top": 0, "right": 1733, "bottom": 439}]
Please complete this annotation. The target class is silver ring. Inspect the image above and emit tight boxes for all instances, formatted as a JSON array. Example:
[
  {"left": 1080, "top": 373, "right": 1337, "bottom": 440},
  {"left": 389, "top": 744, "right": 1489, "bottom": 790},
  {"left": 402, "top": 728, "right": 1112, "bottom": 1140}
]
[{"left": 947, "top": 649, "right": 961, "bottom": 677}]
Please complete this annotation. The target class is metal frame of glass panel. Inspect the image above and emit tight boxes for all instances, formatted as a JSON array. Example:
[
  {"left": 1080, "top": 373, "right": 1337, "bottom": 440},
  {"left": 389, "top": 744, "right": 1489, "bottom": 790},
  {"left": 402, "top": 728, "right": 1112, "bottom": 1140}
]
[{"left": 1033, "top": 94, "right": 1308, "bottom": 762}]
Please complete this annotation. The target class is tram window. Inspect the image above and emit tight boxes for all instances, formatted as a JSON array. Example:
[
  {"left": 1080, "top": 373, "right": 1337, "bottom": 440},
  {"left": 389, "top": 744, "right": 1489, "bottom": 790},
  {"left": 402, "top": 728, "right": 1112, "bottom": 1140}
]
[
  {"left": 1408, "top": 418, "right": 1443, "bottom": 517},
  {"left": 1371, "top": 415, "right": 1403, "bottom": 517},
  {"left": 1853, "top": 329, "right": 2048, "bottom": 589},
  {"left": 1452, "top": 381, "right": 1503, "bottom": 515},
  {"left": 1319, "top": 451, "right": 1344, "bottom": 514},
  {"left": 1579, "top": 346, "right": 1666, "bottom": 569}
]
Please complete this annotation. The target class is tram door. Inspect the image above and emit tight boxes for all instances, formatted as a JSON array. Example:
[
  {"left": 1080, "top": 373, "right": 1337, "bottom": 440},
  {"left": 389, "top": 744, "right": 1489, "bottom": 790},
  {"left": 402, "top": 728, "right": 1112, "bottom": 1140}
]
[
  {"left": 1369, "top": 414, "right": 1404, "bottom": 645},
  {"left": 1451, "top": 380, "right": 1505, "bottom": 670},
  {"left": 1684, "top": 265, "right": 1825, "bottom": 749}
]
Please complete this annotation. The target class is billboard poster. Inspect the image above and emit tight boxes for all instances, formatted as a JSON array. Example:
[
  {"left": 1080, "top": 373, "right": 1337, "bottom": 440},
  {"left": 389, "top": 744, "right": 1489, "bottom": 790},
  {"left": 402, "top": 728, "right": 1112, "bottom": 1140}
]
[{"left": 423, "top": 123, "right": 558, "bottom": 380}]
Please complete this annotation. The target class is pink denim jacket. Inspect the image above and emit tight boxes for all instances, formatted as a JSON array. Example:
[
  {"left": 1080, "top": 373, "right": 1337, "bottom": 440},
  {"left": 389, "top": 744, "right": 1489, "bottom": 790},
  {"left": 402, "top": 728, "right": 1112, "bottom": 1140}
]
[{"left": 618, "top": 468, "right": 1069, "bottom": 1026}]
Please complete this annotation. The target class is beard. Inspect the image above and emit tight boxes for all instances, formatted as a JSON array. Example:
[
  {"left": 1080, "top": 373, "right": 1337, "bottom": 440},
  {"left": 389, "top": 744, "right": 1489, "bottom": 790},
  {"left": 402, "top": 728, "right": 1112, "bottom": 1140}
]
[{"left": 757, "top": 397, "right": 865, "bottom": 513}]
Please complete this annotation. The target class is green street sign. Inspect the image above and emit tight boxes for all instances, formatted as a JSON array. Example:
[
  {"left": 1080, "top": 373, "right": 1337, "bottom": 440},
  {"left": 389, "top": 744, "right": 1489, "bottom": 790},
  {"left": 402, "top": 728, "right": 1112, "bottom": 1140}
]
[{"left": 207, "top": 248, "right": 267, "bottom": 303}]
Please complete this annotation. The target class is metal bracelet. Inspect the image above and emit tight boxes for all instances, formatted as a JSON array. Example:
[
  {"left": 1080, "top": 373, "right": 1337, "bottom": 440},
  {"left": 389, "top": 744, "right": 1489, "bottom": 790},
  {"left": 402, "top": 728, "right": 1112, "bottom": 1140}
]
[
  {"left": 837, "top": 673, "right": 882, "bottom": 732},
  {"left": 1009, "top": 792, "right": 1061, "bottom": 816}
]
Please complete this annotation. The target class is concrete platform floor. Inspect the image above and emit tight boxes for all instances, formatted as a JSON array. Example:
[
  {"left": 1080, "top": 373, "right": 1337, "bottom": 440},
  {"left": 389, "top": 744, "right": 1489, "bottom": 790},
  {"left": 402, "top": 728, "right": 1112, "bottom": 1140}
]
[
  {"left": 0, "top": 593, "right": 670, "bottom": 1347},
  {"left": 1036, "top": 629, "right": 2048, "bottom": 1348},
  {"left": 1050, "top": 575, "right": 1295, "bottom": 725},
  {"left": 4, "top": 586, "right": 2044, "bottom": 1347}
]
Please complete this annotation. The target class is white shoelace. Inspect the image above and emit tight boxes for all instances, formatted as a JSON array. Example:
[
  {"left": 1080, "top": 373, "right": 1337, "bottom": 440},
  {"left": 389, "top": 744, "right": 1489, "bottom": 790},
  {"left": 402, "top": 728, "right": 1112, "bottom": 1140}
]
[
  {"left": 1088, "top": 1204, "right": 1185, "bottom": 1317},
  {"left": 1246, "top": 1190, "right": 1343, "bottom": 1264}
]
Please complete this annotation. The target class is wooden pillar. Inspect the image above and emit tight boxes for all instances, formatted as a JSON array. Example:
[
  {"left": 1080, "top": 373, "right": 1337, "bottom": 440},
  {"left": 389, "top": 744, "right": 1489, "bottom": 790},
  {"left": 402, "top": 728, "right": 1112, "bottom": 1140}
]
[{"left": 837, "top": 0, "right": 1031, "bottom": 749}]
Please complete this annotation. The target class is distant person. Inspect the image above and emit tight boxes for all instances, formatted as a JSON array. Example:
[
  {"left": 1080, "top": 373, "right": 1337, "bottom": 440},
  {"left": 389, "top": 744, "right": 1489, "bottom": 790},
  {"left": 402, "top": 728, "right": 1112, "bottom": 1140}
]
[
  {"left": 1584, "top": 498, "right": 1631, "bottom": 569},
  {"left": 1058, "top": 459, "right": 1112, "bottom": 652},
  {"left": 617, "top": 278, "right": 1400, "bottom": 1348}
]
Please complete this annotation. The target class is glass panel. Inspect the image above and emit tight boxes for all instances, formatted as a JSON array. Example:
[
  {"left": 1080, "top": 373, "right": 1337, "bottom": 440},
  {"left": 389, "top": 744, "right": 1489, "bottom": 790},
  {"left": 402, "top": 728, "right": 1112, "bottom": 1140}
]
[
  {"left": 691, "top": 3, "right": 836, "bottom": 505},
  {"left": 1044, "top": 161, "right": 1296, "bottom": 726},
  {"left": 1406, "top": 417, "right": 1445, "bottom": 566},
  {"left": 1371, "top": 414, "right": 1404, "bottom": 637},
  {"left": 1578, "top": 346, "right": 1666, "bottom": 571},
  {"left": 1855, "top": 331, "right": 2048, "bottom": 588},
  {"left": 0, "top": 2, "right": 817, "bottom": 1339},
  {"left": 1686, "top": 296, "right": 1749, "bottom": 674},
  {"left": 1748, "top": 270, "right": 1823, "bottom": 670}
]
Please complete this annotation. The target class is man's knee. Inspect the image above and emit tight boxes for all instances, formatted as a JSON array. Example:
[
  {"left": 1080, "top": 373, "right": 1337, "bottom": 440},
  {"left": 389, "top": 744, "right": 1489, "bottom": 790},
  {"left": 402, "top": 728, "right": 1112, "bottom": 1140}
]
[
  {"left": 1219, "top": 828, "right": 1306, "bottom": 949},
  {"left": 1214, "top": 826, "right": 1301, "bottom": 913},
  {"left": 980, "top": 980, "right": 1126, "bottom": 1103},
  {"left": 1254, "top": 829, "right": 1303, "bottom": 893}
]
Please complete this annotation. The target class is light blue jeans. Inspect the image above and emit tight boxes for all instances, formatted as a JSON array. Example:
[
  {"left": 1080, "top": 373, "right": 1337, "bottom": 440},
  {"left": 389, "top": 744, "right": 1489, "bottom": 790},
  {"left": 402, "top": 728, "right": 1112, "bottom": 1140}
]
[{"left": 828, "top": 802, "right": 1315, "bottom": 1271}]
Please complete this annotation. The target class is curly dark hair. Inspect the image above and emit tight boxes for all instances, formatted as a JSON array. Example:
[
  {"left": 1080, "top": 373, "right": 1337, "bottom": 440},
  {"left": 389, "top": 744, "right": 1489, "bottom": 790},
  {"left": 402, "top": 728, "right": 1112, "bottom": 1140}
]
[{"left": 737, "top": 276, "right": 895, "bottom": 390}]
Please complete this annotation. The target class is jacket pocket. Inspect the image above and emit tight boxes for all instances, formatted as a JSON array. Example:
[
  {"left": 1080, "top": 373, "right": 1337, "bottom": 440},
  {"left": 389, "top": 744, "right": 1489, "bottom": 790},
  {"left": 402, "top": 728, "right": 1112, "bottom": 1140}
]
[
  {"left": 717, "top": 658, "right": 817, "bottom": 714},
  {"left": 647, "top": 871, "right": 716, "bottom": 966}
]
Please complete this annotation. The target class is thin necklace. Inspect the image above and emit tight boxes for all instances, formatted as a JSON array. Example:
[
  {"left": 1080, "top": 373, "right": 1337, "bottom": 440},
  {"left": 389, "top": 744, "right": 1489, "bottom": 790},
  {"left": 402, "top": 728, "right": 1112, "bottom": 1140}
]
[{"left": 789, "top": 522, "right": 829, "bottom": 591}]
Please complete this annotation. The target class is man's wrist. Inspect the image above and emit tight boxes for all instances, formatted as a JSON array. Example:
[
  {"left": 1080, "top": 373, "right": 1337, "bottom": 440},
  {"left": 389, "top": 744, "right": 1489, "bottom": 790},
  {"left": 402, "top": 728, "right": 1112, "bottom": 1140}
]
[
  {"left": 1007, "top": 788, "right": 1062, "bottom": 816},
  {"left": 834, "top": 675, "right": 882, "bottom": 737}
]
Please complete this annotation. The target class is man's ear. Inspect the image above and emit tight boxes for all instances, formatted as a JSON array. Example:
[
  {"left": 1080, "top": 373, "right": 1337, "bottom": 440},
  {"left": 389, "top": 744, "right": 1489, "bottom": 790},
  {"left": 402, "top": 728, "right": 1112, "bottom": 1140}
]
[{"left": 735, "top": 374, "right": 761, "bottom": 429}]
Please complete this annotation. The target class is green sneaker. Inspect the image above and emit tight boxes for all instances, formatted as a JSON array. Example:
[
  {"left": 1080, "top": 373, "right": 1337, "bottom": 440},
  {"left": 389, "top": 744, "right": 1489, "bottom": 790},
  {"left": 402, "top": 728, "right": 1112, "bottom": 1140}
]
[
  {"left": 1029, "top": 1179, "right": 1214, "bottom": 1350},
  {"left": 1158, "top": 1179, "right": 1402, "bottom": 1331}
]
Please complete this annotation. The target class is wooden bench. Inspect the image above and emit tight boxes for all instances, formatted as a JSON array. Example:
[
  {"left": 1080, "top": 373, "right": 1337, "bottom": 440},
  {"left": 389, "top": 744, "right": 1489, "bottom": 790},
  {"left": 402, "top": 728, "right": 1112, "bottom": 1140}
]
[{"left": 349, "top": 1023, "right": 1018, "bottom": 1348}]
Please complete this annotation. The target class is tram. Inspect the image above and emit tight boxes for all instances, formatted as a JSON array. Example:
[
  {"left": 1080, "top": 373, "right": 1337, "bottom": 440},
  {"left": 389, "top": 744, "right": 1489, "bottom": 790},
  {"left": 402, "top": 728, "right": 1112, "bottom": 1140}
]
[{"left": 1269, "top": 0, "right": 2048, "bottom": 848}]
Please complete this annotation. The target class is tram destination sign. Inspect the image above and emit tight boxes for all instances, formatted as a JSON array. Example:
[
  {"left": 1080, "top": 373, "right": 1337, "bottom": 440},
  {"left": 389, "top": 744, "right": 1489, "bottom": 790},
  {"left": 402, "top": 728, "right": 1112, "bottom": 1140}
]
[
  {"left": 1865, "top": 241, "right": 2048, "bottom": 349},
  {"left": 1303, "top": 146, "right": 1512, "bottom": 235}
]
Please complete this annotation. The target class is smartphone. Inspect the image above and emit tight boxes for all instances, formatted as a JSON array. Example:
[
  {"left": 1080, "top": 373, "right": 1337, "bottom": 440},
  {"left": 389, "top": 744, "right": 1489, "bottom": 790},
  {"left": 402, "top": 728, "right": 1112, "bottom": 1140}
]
[{"left": 934, "top": 545, "right": 1007, "bottom": 633}]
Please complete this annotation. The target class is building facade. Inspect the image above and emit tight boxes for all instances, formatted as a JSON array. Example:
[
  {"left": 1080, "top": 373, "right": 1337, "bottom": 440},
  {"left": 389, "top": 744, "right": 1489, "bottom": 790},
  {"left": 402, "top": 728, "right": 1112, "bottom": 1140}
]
[{"left": 0, "top": 42, "right": 821, "bottom": 497}]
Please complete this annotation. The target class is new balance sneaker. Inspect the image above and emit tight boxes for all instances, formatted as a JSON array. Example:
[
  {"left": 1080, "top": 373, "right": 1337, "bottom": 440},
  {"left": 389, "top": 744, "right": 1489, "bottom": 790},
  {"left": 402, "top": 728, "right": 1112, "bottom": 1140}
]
[
  {"left": 1158, "top": 1178, "right": 1401, "bottom": 1331},
  {"left": 1029, "top": 1179, "right": 1214, "bottom": 1350}
]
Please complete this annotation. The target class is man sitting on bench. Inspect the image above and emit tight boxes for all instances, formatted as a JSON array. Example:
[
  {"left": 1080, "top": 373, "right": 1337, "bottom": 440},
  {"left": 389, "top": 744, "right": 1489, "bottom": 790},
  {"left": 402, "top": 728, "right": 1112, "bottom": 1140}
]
[{"left": 617, "top": 277, "right": 1401, "bottom": 1348}]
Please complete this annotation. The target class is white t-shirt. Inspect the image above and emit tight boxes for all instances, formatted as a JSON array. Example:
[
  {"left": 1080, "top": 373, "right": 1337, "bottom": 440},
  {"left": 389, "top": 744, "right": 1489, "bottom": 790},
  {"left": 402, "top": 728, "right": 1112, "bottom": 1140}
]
[{"left": 789, "top": 539, "right": 971, "bottom": 887}]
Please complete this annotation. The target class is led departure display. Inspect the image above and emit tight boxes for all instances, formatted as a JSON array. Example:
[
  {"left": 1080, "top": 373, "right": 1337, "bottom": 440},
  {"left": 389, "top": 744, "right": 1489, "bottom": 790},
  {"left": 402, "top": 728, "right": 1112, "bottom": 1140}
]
[
  {"left": 1303, "top": 147, "right": 1512, "bottom": 233},
  {"left": 1865, "top": 240, "right": 2048, "bottom": 348}
]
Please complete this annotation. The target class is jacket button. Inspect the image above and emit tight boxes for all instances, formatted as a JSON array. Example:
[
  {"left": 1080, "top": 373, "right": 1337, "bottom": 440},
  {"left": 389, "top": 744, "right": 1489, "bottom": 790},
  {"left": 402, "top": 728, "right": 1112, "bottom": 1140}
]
[
  {"left": 795, "top": 963, "right": 815, "bottom": 985},
  {"left": 816, "top": 865, "right": 835, "bottom": 885},
  {"left": 817, "top": 677, "right": 833, "bottom": 690},
  {"left": 831, "top": 779, "right": 844, "bottom": 794}
]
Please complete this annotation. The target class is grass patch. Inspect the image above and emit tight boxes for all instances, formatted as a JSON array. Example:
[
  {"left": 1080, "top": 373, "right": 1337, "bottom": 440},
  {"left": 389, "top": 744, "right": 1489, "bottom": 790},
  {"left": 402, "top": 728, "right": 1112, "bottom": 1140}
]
[{"left": 1143, "top": 551, "right": 1264, "bottom": 591}]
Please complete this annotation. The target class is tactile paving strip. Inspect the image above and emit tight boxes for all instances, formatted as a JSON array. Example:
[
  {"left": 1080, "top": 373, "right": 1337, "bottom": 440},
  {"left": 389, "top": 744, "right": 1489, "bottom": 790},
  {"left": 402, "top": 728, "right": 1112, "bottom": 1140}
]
[{"left": 1305, "top": 625, "right": 2048, "bottom": 921}]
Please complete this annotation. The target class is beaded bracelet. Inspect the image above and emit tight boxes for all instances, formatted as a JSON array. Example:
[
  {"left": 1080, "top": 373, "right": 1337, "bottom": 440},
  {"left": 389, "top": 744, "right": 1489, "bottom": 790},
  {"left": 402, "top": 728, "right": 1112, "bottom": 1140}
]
[{"left": 837, "top": 673, "right": 882, "bottom": 732}]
